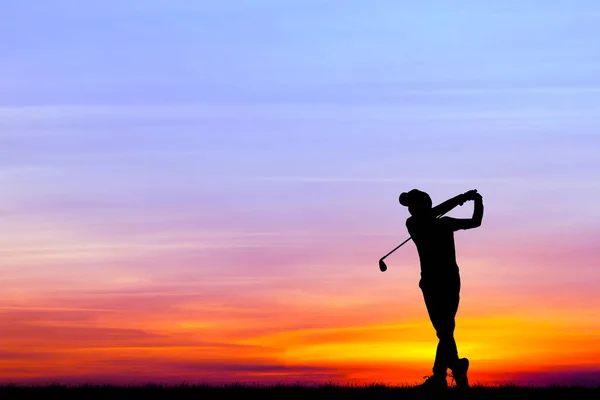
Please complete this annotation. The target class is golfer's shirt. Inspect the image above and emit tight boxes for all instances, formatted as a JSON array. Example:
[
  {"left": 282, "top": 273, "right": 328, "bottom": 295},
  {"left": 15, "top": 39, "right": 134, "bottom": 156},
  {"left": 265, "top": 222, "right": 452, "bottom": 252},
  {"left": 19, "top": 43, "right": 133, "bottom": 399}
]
[{"left": 406, "top": 216, "right": 460, "bottom": 281}]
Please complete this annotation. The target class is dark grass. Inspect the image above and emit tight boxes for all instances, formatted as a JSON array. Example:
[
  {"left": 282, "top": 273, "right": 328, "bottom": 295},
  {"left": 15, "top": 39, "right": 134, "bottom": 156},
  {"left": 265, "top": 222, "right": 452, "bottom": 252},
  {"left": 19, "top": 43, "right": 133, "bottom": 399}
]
[{"left": 0, "top": 383, "right": 599, "bottom": 400}]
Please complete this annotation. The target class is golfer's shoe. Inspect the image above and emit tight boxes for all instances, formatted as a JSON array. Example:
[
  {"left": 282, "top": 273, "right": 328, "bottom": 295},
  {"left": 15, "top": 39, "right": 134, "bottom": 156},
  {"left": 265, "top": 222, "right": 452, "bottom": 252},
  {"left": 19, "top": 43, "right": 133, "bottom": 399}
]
[
  {"left": 450, "top": 358, "right": 470, "bottom": 389},
  {"left": 416, "top": 374, "right": 448, "bottom": 390}
]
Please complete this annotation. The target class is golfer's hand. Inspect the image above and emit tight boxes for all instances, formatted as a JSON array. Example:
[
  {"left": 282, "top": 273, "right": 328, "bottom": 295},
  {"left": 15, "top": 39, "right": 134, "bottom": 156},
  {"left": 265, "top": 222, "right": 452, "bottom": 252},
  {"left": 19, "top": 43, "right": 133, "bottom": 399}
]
[{"left": 463, "top": 189, "right": 478, "bottom": 201}]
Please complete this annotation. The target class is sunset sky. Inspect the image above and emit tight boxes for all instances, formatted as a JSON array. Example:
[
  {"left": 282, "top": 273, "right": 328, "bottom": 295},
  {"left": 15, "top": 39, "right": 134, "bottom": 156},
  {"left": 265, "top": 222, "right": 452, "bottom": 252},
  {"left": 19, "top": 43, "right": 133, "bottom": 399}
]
[{"left": 1, "top": 0, "right": 600, "bottom": 387}]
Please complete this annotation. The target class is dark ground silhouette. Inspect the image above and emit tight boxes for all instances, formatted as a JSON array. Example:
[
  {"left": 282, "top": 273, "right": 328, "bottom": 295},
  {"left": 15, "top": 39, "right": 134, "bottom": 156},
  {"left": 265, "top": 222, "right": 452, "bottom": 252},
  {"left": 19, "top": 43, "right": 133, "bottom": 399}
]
[{"left": 1, "top": 383, "right": 599, "bottom": 400}]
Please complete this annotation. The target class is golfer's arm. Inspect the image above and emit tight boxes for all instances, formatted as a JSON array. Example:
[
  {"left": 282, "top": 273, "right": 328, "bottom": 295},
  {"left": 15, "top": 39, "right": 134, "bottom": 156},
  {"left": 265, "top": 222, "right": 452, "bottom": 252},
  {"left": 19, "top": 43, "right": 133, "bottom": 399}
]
[
  {"left": 431, "top": 194, "right": 466, "bottom": 218},
  {"left": 472, "top": 198, "right": 484, "bottom": 227},
  {"left": 443, "top": 200, "right": 484, "bottom": 231}
]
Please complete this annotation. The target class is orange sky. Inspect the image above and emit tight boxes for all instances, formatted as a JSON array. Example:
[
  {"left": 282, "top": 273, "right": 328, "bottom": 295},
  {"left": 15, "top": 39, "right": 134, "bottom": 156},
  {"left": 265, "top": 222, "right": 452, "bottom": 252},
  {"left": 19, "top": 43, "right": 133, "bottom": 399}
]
[{"left": 2, "top": 220, "right": 599, "bottom": 386}]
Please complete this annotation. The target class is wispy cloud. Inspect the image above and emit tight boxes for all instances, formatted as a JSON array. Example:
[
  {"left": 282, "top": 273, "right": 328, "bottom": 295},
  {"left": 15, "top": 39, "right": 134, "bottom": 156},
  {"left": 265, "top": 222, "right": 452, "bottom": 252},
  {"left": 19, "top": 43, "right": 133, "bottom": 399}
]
[
  {"left": 253, "top": 176, "right": 527, "bottom": 184},
  {"left": 0, "top": 306, "right": 118, "bottom": 312},
  {"left": 1, "top": 101, "right": 597, "bottom": 126}
]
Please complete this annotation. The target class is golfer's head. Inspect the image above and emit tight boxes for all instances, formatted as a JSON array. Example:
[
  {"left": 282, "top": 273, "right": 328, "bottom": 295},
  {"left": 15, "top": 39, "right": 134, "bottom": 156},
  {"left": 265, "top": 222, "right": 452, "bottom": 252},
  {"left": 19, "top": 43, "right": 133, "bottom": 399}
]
[{"left": 399, "top": 189, "right": 432, "bottom": 216}]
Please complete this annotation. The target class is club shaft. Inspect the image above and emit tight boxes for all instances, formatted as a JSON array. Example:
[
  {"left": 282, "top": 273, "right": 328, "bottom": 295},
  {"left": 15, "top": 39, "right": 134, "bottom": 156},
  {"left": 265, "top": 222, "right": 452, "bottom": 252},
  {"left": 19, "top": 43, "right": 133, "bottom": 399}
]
[{"left": 381, "top": 236, "right": 412, "bottom": 260}]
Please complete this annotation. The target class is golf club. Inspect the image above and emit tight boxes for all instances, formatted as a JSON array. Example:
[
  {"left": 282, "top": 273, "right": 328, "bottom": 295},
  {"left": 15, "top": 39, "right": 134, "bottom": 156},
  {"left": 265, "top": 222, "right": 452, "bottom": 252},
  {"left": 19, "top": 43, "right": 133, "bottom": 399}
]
[
  {"left": 379, "top": 190, "right": 476, "bottom": 272},
  {"left": 379, "top": 236, "right": 413, "bottom": 272}
]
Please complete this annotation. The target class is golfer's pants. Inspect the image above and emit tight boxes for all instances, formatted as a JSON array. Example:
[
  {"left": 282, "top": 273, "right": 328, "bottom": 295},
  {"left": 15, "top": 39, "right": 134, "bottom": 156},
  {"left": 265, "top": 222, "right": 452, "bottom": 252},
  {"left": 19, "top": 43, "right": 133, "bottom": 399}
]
[{"left": 420, "top": 275, "right": 461, "bottom": 376}]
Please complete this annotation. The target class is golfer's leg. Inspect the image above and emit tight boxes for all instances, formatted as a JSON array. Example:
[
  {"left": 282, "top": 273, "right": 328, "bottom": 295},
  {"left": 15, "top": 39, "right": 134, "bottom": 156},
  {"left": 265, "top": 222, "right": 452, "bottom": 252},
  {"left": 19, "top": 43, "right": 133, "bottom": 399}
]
[
  {"left": 423, "top": 289, "right": 447, "bottom": 376},
  {"left": 441, "top": 316, "right": 458, "bottom": 369},
  {"left": 433, "top": 337, "right": 447, "bottom": 375},
  {"left": 445, "top": 290, "right": 460, "bottom": 369}
]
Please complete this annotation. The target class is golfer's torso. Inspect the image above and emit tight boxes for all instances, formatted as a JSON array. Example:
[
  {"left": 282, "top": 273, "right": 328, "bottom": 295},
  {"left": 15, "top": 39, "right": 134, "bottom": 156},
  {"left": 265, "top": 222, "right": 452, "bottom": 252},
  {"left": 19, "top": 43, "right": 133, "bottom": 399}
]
[{"left": 406, "top": 217, "right": 459, "bottom": 279}]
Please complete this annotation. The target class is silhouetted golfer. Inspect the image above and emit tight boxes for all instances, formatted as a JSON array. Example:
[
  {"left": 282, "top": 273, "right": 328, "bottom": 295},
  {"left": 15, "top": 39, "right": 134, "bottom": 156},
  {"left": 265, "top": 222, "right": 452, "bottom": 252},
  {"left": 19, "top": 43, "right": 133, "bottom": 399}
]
[{"left": 399, "top": 189, "right": 483, "bottom": 390}]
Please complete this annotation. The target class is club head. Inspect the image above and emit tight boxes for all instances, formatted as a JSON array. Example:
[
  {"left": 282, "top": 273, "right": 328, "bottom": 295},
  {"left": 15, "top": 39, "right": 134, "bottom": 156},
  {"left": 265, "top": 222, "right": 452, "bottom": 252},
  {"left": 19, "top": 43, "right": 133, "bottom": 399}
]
[{"left": 379, "top": 259, "right": 387, "bottom": 272}]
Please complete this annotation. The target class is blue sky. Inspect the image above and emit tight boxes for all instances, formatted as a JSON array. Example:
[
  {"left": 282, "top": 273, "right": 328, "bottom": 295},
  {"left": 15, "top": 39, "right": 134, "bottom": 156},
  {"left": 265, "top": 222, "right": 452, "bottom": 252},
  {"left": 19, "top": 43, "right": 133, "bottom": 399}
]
[
  {"left": 2, "top": 0, "right": 600, "bottom": 236},
  {"left": 2, "top": 1, "right": 600, "bottom": 103}
]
